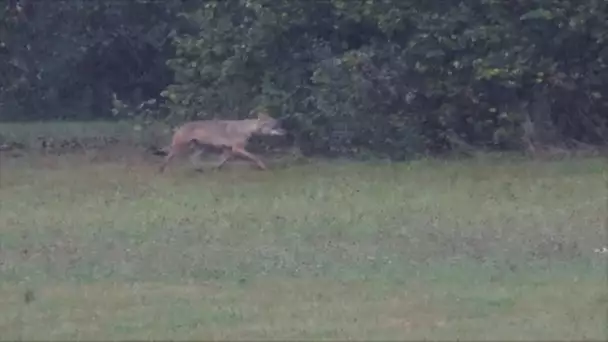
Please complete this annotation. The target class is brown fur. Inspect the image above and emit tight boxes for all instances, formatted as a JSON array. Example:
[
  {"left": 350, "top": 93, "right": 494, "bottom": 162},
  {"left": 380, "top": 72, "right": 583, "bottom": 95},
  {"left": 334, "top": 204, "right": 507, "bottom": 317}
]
[{"left": 158, "top": 111, "right": 286, "bottom": 173}]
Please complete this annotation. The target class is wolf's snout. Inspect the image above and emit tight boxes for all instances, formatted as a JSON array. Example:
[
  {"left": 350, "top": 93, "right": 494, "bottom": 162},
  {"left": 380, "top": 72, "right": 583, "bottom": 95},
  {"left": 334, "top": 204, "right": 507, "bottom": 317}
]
[{"left": 271, "top": 128, "right": 287, "bottom": 136}]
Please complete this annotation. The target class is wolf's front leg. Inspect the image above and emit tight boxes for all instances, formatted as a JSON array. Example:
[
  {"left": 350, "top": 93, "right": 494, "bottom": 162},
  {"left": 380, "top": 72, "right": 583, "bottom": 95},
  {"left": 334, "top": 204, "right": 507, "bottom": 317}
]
[
  {"left": 214, "top": 149, "right": 232, "bottom": 169},
  {"left": 232, "top": 147, "right": 267, "bottom": 170}
]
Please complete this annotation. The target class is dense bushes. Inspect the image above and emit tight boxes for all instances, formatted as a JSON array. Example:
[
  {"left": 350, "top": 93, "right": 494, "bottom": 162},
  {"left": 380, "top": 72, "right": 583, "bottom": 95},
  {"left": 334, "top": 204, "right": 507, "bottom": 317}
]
[
  {"left": 161, "top": 0, "right": 608, "bottom": 156},
  {"left": 3, "top": 0, "right": 608, "bottom": 157},
  {"left": 0, "top": 0, "right": 181, "bottom": 121}
]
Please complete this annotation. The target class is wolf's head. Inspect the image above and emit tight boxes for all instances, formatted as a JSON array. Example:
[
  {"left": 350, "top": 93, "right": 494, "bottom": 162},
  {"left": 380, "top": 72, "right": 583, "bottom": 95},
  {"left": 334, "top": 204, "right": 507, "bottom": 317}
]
[{"left": 253, "top": 111, "right": 287, "bottom": 136}]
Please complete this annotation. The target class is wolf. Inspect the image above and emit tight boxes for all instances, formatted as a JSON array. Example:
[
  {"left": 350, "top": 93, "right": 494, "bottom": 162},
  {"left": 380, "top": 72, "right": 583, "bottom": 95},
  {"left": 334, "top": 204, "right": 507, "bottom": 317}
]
[{"left": 157, "top": 110, "right": 286, "bottom": 173}]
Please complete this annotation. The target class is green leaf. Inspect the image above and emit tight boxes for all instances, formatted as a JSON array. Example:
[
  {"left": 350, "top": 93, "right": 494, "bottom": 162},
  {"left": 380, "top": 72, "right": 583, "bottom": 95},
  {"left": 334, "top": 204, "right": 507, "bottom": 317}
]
[{"left": 520, "top": 9, "right": 553, "bottom": 21}]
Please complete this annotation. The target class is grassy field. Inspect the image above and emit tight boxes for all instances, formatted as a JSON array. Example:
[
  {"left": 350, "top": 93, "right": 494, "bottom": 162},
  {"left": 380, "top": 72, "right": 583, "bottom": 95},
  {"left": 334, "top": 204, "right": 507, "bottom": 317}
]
[{"left": 0, "top": 122, "right": 607, "bottom": 340}]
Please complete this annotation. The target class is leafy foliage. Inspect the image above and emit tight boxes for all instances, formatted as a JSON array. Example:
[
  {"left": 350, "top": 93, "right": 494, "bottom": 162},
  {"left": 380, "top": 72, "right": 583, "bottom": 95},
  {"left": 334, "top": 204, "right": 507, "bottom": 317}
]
[
  {"left": 162, "top": 0, "right": 608, "bottom": 156},
  {"left": 1, "top": 0, "right": 181, "bottom": 121},
  {"left": 2, "top": 0, "right": 608, "bottom": 157}
]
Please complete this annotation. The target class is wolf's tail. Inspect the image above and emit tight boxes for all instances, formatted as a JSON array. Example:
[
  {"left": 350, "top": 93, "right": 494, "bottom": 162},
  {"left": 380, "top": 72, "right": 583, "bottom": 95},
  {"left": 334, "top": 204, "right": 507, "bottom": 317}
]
[{"left": 149, "top": 146, "right": 170, "bottom": 156}]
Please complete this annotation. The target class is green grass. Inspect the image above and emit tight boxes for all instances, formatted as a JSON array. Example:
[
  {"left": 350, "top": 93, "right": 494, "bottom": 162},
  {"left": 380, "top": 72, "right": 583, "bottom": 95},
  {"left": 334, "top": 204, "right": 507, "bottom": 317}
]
[
  {"left": 0, "top": 120, "right": 171, "bottom": 148},
  {"left": 1, "top": 133, "right": 607, "bottom": 340}
]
